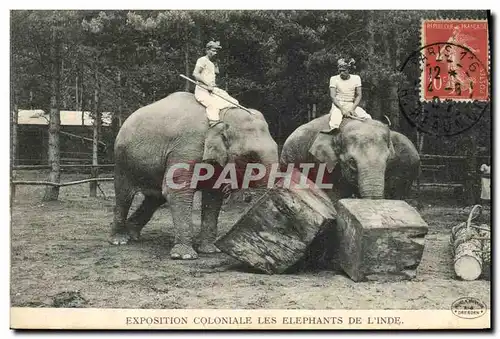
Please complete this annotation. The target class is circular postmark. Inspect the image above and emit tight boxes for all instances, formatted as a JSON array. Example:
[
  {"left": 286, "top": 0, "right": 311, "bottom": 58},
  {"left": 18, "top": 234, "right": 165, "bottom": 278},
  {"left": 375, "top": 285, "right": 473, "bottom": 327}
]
[
  {"left": 451, "top": 297, "right": 487, "bottom": 319},
  {"left": 398, "top": 42, "right": 490, "bottom": 136}
]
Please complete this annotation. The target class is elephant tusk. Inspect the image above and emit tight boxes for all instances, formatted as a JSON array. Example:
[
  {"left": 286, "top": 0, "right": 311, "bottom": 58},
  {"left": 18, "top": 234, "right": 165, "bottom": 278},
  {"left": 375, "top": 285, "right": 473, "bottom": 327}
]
[{"left": 384, "top": 115, "right": 392, "bottom": 127}]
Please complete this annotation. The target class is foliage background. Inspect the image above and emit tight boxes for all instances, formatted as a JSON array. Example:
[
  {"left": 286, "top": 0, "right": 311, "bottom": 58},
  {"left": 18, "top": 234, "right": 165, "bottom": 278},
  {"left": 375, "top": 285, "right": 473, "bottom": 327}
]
[{"left": 10, "top": 10, "right": 491, "bottom": 154}]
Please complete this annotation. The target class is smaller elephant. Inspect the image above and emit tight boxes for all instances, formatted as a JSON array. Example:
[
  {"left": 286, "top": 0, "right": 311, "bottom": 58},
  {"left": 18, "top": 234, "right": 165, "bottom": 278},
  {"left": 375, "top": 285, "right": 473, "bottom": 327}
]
[{"left": 280, "top": 114, "right": 420, "bottom": 202}]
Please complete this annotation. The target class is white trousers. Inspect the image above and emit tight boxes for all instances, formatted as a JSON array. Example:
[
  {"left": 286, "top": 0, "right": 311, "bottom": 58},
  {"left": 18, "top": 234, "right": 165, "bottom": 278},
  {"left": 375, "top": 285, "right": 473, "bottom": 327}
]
[
  {"left": 329, "top": 102, "right": 371, "bottom": 129},
  {"left": 481, "top": 177, "right": 491, "bottom": 200},
  {"left": 195, "top": 86, "right": 239, "bottom": 121}
]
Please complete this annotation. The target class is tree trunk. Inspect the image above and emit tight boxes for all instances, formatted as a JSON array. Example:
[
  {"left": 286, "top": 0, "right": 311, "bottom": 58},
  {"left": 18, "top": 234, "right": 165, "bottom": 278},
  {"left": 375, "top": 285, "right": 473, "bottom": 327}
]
[
  {"left": 75, "top": 75, "right": 79, "bottom": 110},
  {"left": 465, "top": 136, "right": 479, "bottom": 204},
  {"left": 11, "top": 103, "right": 18, "bottom": 166},
  {"left": 43, "top": 28, "right": 61, "bottom": 201},
  {"left": 80, "top": 66, "right": 85, "bottom": 125},
  {"left": 61, "top": 59, "right": 67, "bottom": 109},
  {"left": 416, "top": 131, "right": 425, "bottom": 153},
  {"left": 386, "top": 28, "right": 401, "bottom": 130},
  {"left": 184, "top": 39, "right": 190, "bottom": 91},
  {"left": 117, "top": 70, "right": 123, "bottom": 127},
  {"left": 225, "top": 54, "right": 229, "bottom": 92},
  {"left": 11, "top": 102, "right": 18, "bottom": 204},
  {"left": 367, "top": 13, "right": 381, "bottom": 120},
  {"left": 479, "top": 225, "right": 491, "bottom": 280},
  {"left": 277, "top": 110, "right": 282, "bottom": 147},
  {"left": 89, "top": 65, "right": 100, "bottom": 197},
  {"left": 312, "top": 103, "right": 317, "bottom": 119}
]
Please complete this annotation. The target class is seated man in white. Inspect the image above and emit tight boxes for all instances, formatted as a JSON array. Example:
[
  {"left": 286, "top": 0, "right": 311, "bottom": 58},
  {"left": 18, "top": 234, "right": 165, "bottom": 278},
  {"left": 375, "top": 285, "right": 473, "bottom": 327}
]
[
  {"left": 192, "top": 40, "right": 239, "bottom": 127},
  {"left": 325, "top": 58, "right": 371, "bottom": 133}
]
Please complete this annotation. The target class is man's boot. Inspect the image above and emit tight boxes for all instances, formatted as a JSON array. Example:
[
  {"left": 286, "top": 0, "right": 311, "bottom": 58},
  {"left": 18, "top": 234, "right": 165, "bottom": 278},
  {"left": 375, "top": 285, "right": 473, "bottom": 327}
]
[{"left": 320, "top": 126, "right": 339, "bottom": 134}]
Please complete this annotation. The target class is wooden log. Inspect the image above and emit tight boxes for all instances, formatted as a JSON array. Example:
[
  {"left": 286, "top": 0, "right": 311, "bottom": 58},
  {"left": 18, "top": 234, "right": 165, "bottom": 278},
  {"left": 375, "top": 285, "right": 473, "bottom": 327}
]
[
  {"left": 451, "top": 223, "right": 482, "bottom": 281},
  {"left": 215, "top": 171, "right": 337, "bottom": 274},
  {"left": 450, "top": 222, "right": 483, "bottom": 281},
  {"left": 335, "top": 199, "right": 428, "bottom": 282},
  {"left": 478, "top": 224, "right": 490, "bottom": 280}
]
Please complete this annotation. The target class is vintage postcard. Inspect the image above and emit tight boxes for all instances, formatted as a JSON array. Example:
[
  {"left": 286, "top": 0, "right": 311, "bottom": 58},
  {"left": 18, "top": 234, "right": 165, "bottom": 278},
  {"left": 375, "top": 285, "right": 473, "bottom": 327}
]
[{"left": 9, "top": 9, "right": 491, "bottom": 330}]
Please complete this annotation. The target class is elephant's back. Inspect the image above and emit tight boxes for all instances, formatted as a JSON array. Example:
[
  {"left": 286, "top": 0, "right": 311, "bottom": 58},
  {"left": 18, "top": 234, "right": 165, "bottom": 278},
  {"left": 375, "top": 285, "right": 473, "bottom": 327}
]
[
  {"left": 281, "top": 114, "right": 329, "bottom": 164},
  {"left": 116, "top": 92, "right": 207, "bottom": 145},
  {"left": 120, "top": 92, "right": 206, "bottom": 133},
  {"left": 114, "top": 92, "right": 207, "bottom": 178}
]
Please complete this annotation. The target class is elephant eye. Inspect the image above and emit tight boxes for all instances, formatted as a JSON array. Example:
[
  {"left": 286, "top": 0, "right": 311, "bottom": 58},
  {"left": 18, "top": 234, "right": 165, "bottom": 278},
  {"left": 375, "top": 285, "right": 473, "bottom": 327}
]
[{"left": 348, "top": 158, "right": 357, "bottom": 170}]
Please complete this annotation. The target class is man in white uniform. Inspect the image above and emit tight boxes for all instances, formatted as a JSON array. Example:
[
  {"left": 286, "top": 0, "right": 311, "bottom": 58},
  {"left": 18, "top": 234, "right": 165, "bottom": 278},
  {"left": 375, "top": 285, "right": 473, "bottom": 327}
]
[
  {"left": 192, "top": 40, "right": 239, "bottom": 127},
  {"left": 325, "top": 58, "right": 371, "bottom": 132}
]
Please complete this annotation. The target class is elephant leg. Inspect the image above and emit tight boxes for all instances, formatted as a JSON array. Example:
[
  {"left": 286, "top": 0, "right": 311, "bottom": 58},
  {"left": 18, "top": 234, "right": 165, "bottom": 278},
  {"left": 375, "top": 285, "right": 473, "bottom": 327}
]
[
  {"left": 162, "top": 166, "right": 198, "bottom": 260},
  {"left": 198, "top": 188, "right": 224, "bottom": 253},
  {"left": 109, "top": 175, "right": 135, "bottom": 245},
  {"left": 126, "top": 194, "right": 166, "bottom": 241},
  {"left": 396, "top": 179, "right": 415, "bottom": 200},
  {"left": 385, "top": 176, "right": 411, "bottom": 200}
]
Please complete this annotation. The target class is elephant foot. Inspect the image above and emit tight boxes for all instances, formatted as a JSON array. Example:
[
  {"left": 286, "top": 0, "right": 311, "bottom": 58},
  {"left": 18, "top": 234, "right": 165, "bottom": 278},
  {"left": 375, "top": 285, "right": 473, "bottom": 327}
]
[
  {"left": 170, "top": 244, "right": 198, "bottom": 260},
  {"left": 109, "top": 232, "right": 130, "bottom": 246},
  {"left": 127, "top": 227, "right": 141, "bottom": 241},
  {"left": 198, "top": 242, "right": 221, "bottom": 254}
]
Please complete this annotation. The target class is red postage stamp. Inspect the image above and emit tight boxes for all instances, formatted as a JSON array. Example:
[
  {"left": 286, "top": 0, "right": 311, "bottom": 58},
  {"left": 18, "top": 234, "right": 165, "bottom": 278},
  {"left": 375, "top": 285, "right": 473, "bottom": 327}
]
[{"left": 421, "top": 19, "right": 490, "bottom": 101}]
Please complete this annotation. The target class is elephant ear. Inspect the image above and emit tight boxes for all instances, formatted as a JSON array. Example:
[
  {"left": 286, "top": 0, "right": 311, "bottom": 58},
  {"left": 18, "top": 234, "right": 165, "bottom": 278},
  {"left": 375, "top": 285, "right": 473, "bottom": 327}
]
[
  {"left": 202, "top": 122, "right": 229, "bottom": 167},
  {"left": 308, "top": 132, "right": 338, "bottom": 173}
]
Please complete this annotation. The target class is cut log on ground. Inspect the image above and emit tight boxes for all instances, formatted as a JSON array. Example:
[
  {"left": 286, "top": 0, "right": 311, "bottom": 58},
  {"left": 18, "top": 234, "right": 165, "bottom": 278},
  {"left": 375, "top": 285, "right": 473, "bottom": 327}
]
[
  {"left": 450, "top": 205, "right": 491, "bottom": 281},
  {"left": 335, "top": 199, "right": 429, "bottom": 282},
  {"left": 215, "top": 171, "right": 337, "bottom": 274},
  {"left": 450, "top": 223, "right": 482, "bottom": 281}
]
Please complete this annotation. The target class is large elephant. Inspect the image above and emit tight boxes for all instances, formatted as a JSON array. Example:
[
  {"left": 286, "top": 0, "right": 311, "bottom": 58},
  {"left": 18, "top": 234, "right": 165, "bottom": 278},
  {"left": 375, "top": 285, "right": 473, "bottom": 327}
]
[
  {"left": 110, "top": 91, "right": 279, "bottom": 260},
  {"left": 280, "top": 114, "right": 420, "bottom": 202}
]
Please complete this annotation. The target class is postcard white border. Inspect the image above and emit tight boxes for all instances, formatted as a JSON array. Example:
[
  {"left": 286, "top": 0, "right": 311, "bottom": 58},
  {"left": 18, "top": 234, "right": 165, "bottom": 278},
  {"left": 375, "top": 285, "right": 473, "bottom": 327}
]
[{"left": 10, "top": 308, "right": 491, "bottom": 330}]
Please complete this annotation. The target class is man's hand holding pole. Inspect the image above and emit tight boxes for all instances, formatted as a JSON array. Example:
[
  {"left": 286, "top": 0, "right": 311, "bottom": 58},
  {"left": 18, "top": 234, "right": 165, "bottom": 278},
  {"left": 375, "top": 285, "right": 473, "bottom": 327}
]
[{"left": 180, "top": 74, "right": 254, "bottom": 115}]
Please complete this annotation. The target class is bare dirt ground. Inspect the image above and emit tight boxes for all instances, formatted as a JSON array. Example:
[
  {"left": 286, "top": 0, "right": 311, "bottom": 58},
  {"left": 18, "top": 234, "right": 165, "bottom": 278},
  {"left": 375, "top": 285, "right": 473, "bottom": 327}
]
[{"left": 10, "top": 170, "right": 491, "bottom": 309}]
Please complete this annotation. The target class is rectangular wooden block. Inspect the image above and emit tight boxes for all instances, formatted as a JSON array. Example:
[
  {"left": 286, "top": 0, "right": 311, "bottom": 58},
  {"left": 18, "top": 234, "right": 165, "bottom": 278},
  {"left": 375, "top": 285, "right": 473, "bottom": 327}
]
[
  {"left": 335, "top": 199, "right": 428, "bottom": 282},
  {"left": 215, "top": 172, "right": 337, "bottom": 274}
]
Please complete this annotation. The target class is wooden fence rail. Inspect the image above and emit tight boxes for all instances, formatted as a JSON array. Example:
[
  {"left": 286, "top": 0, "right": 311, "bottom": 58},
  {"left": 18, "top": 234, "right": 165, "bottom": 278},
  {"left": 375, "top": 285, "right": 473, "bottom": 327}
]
[
  {"left": 10, "top": 154, "right": 490, "bottom": 203},
  {"left": 10, "top": 163, "right": 116, "bottom": 201},
  {"left": 13, "top": 164, "right": 115, "bottom": 171},
  {"left": 11, "top": 177, "right": 114, "bottom": 187},
  {"left": 417, "top": 153, "right": 490, "bottom": 204}
]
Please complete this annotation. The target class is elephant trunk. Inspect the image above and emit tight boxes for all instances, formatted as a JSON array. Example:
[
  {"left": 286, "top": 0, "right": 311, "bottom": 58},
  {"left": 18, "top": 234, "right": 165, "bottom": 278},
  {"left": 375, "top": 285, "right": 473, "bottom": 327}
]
[
  {"left": 235, "top": 141, "right": 279, "bottom": 188},
  {"left": 258, "top": 145, "right": 280, "bottom": 187},
  {"left": 357, "top": 165, "right": 386, "bottom": 199},
  {"left": 261, "top": 145, "right": 279, "bottom": 168}
]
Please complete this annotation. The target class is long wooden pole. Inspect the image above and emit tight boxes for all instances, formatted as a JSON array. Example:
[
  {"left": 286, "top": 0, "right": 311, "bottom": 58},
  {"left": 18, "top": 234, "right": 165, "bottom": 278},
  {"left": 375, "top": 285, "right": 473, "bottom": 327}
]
[
  {"left": 60, "top": 130, "right": 106, "bottom": 146},
  {"left": 179, "top": 74, "right": 255, "bottom": 115}
]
